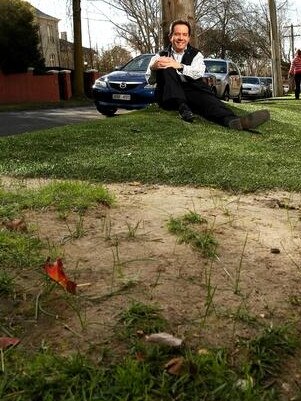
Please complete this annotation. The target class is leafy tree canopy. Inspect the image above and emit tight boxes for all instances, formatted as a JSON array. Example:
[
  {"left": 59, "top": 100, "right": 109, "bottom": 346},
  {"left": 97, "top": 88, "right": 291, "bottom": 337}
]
[{"left": 0, "top": 0, "right": 45, "bottom": 74}]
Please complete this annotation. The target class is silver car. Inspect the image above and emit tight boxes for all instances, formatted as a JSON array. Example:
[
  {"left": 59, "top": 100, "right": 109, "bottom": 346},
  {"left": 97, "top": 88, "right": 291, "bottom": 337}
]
[
  {"left": 242, "top": 76, "right": 265, "bottom": 99},
  {"left": 203, "top": 58, "right": 242, "bottom": 103}
]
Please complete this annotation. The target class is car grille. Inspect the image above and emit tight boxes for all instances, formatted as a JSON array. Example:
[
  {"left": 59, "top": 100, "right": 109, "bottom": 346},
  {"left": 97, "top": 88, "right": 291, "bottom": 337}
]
[{"left": 109, "top": 82, "right": 141, "bottom": 91}]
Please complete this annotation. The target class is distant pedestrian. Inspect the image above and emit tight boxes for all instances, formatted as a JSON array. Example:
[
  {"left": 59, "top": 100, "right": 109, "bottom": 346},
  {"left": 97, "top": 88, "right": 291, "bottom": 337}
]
[{"left": 289, "top": 49, "right": 301, "bottom": 100}]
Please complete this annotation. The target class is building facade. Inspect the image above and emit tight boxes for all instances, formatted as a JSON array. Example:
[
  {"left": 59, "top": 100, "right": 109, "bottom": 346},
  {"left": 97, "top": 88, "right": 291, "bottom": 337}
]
[{"left": 34, "top": 7, "right": 97, "bottom": 70}]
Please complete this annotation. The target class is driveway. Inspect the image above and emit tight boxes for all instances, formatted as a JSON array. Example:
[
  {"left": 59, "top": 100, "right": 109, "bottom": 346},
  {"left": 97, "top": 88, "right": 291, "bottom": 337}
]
[{"left": 0, "top": 106, "right": 122, "bottom": 137}]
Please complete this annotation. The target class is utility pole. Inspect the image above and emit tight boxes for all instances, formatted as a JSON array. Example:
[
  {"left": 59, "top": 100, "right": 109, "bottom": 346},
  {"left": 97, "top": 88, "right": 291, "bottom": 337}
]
[
  {"left": 284, "top": 24, "right": 301, "bottom": 57},
  {"left": 268, "top": 0, "right": 283, "bottom": 97},
  {"left": 161, "top": 0, "right": 195, "bottom": 47},
  {"left": 72, "top": 0, "right": 85, "bottom": 98}
]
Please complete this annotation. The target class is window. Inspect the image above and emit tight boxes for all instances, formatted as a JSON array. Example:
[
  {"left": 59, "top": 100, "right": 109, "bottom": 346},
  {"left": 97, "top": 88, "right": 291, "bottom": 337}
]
[{"left": 49, "top": 54, "right": 56, "bottom": 66}]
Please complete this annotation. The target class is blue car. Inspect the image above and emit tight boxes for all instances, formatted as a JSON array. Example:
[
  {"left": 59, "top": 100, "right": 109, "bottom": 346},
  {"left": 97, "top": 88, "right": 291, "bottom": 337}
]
[{"left": 92, "top": 53, "right": 156, "bottom": 116}]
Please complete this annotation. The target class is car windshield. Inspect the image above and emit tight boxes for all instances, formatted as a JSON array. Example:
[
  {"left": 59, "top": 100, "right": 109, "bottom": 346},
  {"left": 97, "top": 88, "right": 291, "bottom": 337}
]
[
  {"left": 242, "top": 77, "right": 260, "bottom": 84},
  {"left": 204, "top": 60, "right": 227, "bottom": 74},
  {"left": 122, "top": 55, "right": 153, "bottom": 72}
]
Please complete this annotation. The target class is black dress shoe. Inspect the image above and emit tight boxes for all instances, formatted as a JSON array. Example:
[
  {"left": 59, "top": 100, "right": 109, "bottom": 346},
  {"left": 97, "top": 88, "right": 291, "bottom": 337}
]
[{"left": 179, "top": 103, "right": 194, "bottom": 122}]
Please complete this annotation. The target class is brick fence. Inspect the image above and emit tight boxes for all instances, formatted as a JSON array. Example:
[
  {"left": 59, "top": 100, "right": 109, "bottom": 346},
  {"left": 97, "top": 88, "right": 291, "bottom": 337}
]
[{"left": 0, "top": 69, "right": 101, "bottom": 105}]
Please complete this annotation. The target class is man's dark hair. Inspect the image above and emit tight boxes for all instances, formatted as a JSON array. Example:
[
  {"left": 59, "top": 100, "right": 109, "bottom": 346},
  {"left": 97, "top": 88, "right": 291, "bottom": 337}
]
[{"left": 168, "top": 19, "right": 191, "bottom": 36}]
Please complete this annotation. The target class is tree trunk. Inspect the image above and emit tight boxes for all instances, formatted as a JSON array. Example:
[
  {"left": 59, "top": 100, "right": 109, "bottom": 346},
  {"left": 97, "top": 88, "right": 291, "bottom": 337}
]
[
  {"left": 72, "top": 0, "right": 85, "bottom": 98},
  {"left": 161, "top": 0, "right": 196, "bottom": 47},
  {"left": 268, "top": 0, "right": 283, "bottom": 97}
]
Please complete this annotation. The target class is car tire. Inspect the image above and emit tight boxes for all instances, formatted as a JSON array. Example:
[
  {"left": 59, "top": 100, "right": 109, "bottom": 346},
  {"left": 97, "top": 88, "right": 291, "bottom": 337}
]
[
  {"left": 96, "top": 106, "right": 117, "bottom": 116},
  {"left": 222, "top": 87, "right": 230, "bottom": 101},
  {"left": 233, "top": 88, "right": 242, "bottom": 103}
]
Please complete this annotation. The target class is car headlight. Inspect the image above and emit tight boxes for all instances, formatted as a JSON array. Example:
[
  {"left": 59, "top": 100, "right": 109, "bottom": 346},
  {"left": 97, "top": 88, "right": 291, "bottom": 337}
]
[{"left": 93, "top": 79, "right": 108, "bottom": 89}]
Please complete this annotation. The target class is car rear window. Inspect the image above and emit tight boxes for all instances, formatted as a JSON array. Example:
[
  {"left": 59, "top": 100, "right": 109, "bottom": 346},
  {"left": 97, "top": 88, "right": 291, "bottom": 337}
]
[
  {"left": 204, "top": 60, "right": 227, "bottom": 74},
  {"left": 242, "top": 77, "right": 260, "bottom": 84}
]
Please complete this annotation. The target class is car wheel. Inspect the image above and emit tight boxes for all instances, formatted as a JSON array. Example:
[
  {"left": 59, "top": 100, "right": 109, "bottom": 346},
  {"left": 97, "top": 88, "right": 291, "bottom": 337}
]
[
  {"left": 233, "top": 88, "right": 242, "bottom": 103},
  {"left": 96, "top": 106, "right": 117, "bottom": 116},
  {"left": 222, "top": 87, "right": 230, "bottom": 101}
]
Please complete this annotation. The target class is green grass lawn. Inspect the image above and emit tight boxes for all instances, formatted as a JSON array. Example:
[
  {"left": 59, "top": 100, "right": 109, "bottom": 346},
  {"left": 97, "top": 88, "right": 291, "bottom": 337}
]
[{"left": 0, "top": 99, "right": 300, "bottom": 192}]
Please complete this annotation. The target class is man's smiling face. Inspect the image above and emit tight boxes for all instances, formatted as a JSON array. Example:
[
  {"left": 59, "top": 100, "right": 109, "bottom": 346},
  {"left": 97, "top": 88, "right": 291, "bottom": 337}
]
[{"left": 169, "top": 23, "right": 190, "bottom": 53}]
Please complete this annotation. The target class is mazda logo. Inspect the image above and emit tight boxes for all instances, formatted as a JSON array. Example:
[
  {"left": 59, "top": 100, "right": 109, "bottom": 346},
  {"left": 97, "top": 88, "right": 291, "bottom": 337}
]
[{"left": 120, "top": 82, "right": 127, "bottom": 89}]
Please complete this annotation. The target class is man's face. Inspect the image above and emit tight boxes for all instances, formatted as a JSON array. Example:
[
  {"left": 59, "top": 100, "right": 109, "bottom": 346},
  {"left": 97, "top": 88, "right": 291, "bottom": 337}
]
[{"left": 169, "top": 24, "right": 190, "bottom": 53}]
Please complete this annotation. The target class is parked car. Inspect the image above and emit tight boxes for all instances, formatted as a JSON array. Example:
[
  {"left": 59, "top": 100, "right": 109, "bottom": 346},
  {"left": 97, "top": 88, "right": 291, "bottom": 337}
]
[
  {"left": 260, "top": 77, "right": 273, "bottom": 98},
  {"left": 92, "top": 53, "right": 218, "bottom": 116},
  {"left": 92, "top": 53, "right": 156, "bottom": 116},
  {"left": 203, "top": 58, "right": 242, "bottom": 102},
  {"left": 242, "top": 76, "right": 266, "bottom": 99}
]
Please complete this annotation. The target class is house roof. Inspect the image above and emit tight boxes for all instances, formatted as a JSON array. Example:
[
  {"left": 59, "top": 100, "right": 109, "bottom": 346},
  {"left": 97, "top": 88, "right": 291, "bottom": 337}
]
[{"left": 33, "top": 7, "right": 60, "bottom": 22}]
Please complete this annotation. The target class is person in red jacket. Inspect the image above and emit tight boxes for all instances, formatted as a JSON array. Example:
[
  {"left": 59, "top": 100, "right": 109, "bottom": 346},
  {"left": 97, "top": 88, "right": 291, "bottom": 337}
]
[{"left": 289, "top": 49, "right": 301, "bottom": 99}]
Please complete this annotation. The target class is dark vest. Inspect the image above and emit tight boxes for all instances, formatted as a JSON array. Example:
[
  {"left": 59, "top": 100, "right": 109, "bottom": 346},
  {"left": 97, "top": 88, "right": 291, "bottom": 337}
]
[{"left": 159, "top": 44, "right": 199, "bottom": 66}]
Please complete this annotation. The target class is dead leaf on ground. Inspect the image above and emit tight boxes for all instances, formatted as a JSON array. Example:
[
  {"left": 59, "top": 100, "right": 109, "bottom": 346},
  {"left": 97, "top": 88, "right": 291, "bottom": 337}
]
[
  {"left": 44, "top": 257, "right": 77, "bottom": 294},
  {"left": 164, "top": 357, "right": 185, "bottom": 375},
  {"left": 3, "top": 218, "right": 27, "bottom": 232},
  {"left": 0, "top": 337, "right": 20, "bottom": 350}
]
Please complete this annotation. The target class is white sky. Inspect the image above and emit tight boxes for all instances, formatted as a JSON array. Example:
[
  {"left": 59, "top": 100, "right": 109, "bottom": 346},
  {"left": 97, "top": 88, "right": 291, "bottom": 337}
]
[
  {"left": 27, "top": 0, "right": 301, "bottom": 50},
  {"left": 27, "top": 0, "right": 125, "bottom": 50}
]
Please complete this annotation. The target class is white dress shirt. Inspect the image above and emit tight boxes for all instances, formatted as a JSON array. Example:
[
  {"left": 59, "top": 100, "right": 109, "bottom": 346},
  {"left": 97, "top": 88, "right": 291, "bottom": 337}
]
[{"left": 146, "top": 47, "right": 206, "bottom": 85}]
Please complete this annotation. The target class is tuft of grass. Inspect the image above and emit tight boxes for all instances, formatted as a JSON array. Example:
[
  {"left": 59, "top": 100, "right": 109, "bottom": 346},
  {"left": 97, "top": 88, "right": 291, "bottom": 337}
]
[
  {"left": 0, "top": 270, "right": 14, "bottom": 295},
  {"left": 0, "top": 230, "right": 44, "bottom": 270},
  {"left": 243, "top": 324, "right": 298, "bottom": 382},
  {"left": 117, "top": 302, "right": 168, "bottom": 339},
  {"left": 0, "top": 180, "right": 114, "bottom": 218},
  {"left": 168, "top": 211, "right": 218, "bottom": 258}
]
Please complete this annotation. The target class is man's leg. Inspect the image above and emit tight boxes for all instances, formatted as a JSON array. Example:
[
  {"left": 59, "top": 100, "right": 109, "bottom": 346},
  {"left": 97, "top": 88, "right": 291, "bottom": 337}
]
[
  {"left": 183, "top": 82, "right": 270, "bottom": 130},
  {"left": 156, "top": 68, "right": 194, "bottom": 122},
  {"left": 295, "top": 74, "right": 301, "bottom": 99}
]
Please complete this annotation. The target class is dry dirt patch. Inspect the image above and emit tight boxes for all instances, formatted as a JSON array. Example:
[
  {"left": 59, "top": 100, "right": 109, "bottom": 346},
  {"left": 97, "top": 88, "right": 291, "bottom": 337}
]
[{"left": 2, "top": 180, "right": 301, "bottom": 359}]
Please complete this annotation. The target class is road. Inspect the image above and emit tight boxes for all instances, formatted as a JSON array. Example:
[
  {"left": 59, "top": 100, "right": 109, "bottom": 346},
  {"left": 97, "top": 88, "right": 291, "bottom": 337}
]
[{"left": 0, "top": 106, "right": 109, "bottom": 137}]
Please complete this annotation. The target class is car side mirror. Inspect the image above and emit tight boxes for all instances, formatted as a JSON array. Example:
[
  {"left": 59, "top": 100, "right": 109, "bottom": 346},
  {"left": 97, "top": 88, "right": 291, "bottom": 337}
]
[{"left": 114, "top": 65, "right": 123, "bottom": 71}]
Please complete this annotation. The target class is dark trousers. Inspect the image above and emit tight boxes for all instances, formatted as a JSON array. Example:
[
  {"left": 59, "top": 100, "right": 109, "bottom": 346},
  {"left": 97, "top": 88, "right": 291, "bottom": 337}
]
[
  {"left": 155, "top": 68, "right": 236, "bottom": 126},
  {"left": 294, "top": 73, "right": 301, "bottom": 99}
]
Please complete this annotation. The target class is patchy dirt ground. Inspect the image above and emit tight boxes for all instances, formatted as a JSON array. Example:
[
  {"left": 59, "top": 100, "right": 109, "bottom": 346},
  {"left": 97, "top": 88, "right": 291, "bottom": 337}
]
[{"left": 2, "top": 179, "right": 301, "bottom": 371}]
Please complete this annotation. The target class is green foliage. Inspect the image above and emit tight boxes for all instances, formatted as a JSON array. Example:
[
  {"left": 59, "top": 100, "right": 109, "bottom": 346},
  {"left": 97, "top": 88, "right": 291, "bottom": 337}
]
[{"left": 0, "top": 0, "right": 45, "bottom": 73}]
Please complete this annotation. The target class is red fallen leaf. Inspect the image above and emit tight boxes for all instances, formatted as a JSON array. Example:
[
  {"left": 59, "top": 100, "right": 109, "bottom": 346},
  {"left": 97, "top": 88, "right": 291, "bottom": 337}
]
[
  {"left": 44, "top": 257, "right": 77, "bottom": 294},
  {"left": 0, "top": 337, "right": 20, "bottom": 350}
]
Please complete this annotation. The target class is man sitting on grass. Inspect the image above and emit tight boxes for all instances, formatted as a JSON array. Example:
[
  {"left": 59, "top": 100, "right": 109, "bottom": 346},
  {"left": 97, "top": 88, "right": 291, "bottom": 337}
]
[{"left": 146, "top": 19, "right": 270, "bottom": 131}]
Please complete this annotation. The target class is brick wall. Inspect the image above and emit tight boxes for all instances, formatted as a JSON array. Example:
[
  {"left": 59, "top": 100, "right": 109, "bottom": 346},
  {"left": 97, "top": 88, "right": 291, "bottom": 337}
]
[{"left": 0, "top": 70, "right": 60, "bottom": 104}]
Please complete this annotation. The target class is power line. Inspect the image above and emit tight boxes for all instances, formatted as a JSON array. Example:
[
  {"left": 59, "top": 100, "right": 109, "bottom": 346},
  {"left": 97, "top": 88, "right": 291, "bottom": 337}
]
[{"left": 283, "top": 24, "right": 301, "bottom": 53}]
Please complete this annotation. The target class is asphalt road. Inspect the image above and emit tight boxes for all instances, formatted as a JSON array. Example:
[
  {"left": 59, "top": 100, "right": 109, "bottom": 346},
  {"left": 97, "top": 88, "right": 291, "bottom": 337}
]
[{"left": 0, "top": 106, "right": 106, "bottom": 137}]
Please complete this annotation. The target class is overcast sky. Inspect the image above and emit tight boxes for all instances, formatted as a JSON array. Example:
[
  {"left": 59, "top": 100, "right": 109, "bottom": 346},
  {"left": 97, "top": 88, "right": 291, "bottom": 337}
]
[{"left": 27, "top": 0, "right": 301, "bottom": 50}]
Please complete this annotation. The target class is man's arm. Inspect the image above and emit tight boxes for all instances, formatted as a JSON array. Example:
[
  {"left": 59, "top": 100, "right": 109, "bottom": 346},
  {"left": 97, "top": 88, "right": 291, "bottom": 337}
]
[
  {"left": 181, "top": 52, "right": 206, "bottom": 80},
  {"left": 146, "top": 51, "right": 206, "bottom": 83},
  {"left": 145, "top": 54, "right": 160, "bottom": 84}
]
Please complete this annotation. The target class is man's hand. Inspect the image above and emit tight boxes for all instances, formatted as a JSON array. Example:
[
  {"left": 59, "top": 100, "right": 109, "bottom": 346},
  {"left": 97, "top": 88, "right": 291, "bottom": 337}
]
[{"left": 151, "top": 56, "right": 181, "bottom": 70}]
